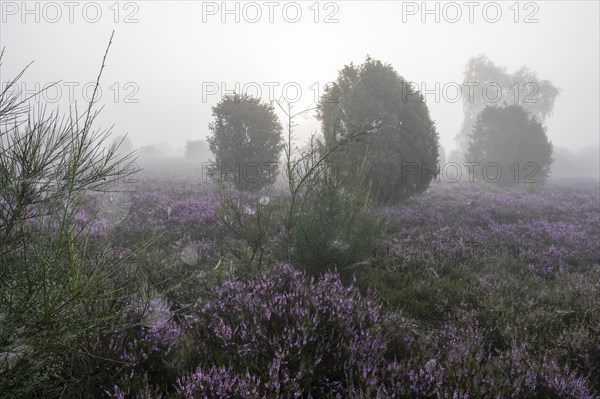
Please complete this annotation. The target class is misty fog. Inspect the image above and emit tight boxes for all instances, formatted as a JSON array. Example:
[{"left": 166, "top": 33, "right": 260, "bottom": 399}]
[
  {"left": 1, "top": 2, "right": 599, "bottom": 398},
  {"left": 1, "top": 1, "right": 598, "bottom": 178}
]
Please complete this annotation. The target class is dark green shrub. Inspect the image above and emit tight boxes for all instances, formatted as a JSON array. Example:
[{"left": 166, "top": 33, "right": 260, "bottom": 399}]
[
  {"left": 317, "top": 56, "right": 439, "bottom": 203},
  {"left": 207, "top": 94, "right": 284, "bottom": 192}
]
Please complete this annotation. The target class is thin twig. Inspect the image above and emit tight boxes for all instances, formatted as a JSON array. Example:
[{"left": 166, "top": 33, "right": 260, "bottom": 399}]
[{"left": 84, "top": 30, "right": 115, "bottom": 131}]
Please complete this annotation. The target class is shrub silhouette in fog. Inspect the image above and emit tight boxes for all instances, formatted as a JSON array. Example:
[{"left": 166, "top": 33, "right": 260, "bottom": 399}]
[
  {"left": 317, "top": 56, "right": 439, "bottom": 203},
  {"left": 466, "top": 104, "right": 553, "bottom": 187},
  {"left": 184, "top": 139, "right": 210, "bottom": 161},
  {"left": 456, "top": 54, "right": 560, "bottom": 153},
  {"left": 207, "top": 94, "right": 284, "bottom": 191}
]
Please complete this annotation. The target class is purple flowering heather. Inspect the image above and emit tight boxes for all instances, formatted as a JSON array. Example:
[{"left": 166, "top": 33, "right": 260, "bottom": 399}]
[
  {"left": 106, "top": 296, "right": 184, "bottom": 398},
  {"left": 383, "top": 180, "right": 600, "bottom": 273},
  {"left": 180, "top": 263, "right": 388, "bottom": 398}
]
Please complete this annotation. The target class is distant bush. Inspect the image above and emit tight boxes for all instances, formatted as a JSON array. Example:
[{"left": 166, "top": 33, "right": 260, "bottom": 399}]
[
  {"left": 456, "top": 54, "right": 560, "bottom": 154},
  {"left": 184, "top": 139, "right": 210, "bottom": 161},
  {"left": 112, "top": 134, "right": 134, "bottom": 158},
  {"left": 552, "top": 146, "right": 600, "bottom": 179},
  {"left": 139, "top": 144, "right": 166, "bottom": 160},
  {"left": 467, "top": 104, "right": 553, "bottom": 188},
  {"left": 207, "top": 94, "right": 284, "bottom": 191}
]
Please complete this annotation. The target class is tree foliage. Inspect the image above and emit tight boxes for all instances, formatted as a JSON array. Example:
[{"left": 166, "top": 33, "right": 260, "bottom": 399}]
[
  {"left": 317, "top": 57, "right": 439, "bottom": 203},
  {"left": 466, "top": 104, "right": 553, "bottom": 187},
  {"left": 207, "top": 94, "right": 284, "bottom": 191},
  {"left": 457, "top": 54, "right": 560, "bottom": 152}
]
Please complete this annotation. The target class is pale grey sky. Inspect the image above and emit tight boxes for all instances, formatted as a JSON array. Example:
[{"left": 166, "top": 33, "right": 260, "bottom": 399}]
[{"left": 1, "top": 1, "right": 598, "bottom": 155}]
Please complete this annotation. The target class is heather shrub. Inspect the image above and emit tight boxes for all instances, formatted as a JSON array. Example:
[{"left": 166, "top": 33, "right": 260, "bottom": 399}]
[
  {"left": 164, "top": 290, "right": 599, "bottom": 399},
  {"left": 380, "top": 310, "right": 596, "bottom": 398},
  {"left": 108, "top": 176, "right": 224, "bottom": 305},
  {"left": 104, "top": 297, "right": 187, "bottom": 399},
  {"left": 180, "top": 263, "right": 388, "bottom": 398},
  {"left": 473, "top": 268, "right": 600, "bottom": 391}
]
